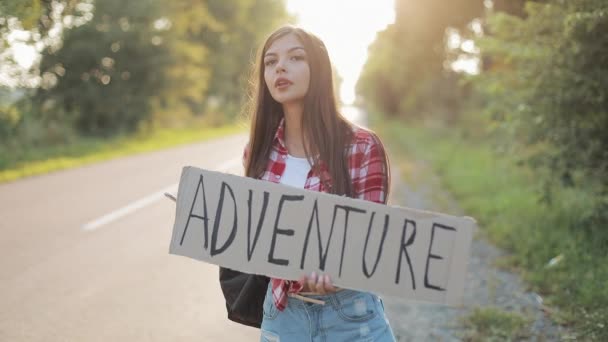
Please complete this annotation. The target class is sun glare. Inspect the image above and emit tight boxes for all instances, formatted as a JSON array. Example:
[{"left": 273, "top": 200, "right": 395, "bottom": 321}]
[
  {"left": 12, "top": 43, "right": 37, "bottom": 69},
  {"left": 286, "top": 0, "right": 395, "bottom": 105}
]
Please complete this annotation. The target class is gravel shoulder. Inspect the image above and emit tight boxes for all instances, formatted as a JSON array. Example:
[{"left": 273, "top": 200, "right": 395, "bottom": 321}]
[{"left": 383, "top": 153, "right": 566, "bottom": 341}]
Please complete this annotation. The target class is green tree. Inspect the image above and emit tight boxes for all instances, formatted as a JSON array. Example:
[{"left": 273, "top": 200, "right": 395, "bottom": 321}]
[
  {"left": 149, "top": 0, "right": 218, "bottom": 126},
  {"left": 200, "top": 0, "right": 289, "bottom": 118},
  {"left": 34, "top": 0, "right": 173, "bottom": 135},
  {"left": 1, "top": 0, "right": 82, "bottom": 89},
  {"left": 473, "top": 0, "right": 608, "bottom": 237},
  {"left": 491, "top": 0, "right": 527, "bottom": 17},
  {"left": 0, "top": 0, "right": 42, "bottom": 30},
  {"left": 150, "top": 0, "right": 289, "bottom": 125},
  {"left": 357, "top": 0, "right": 484, "bottom": 120}
]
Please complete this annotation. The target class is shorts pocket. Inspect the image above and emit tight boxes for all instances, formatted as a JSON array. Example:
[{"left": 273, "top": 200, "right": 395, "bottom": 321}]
[
  {"left": 260, "top": 329, "right": 280, "bottom": 342},
  {"left": 335, "top": 292, "right": 377, "bottom": 323}
]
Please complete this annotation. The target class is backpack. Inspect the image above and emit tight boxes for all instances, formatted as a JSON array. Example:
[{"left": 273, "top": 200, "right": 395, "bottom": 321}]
[{"left": 219, "top": 267, "right": 270, "bottom": 328}]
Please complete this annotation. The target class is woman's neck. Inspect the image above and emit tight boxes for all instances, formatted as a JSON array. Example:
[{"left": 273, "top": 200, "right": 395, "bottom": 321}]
[{"left": 282, "top": 102, "right": 307, "bottom": 158}]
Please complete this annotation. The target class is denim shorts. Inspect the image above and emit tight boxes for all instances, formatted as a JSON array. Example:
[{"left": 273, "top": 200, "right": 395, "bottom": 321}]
[{"left": 260, "top": 283, "right": 396, "bottom": 342}]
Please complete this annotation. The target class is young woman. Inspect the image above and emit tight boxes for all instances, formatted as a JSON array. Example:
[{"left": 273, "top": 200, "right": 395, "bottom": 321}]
[{"left": 220, "top": 25, "right": 396, "bottom": 342}]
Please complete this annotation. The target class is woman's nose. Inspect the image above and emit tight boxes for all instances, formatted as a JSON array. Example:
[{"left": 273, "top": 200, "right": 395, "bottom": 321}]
[{"left": 275, "top": 58, "right": 286, "bottom": 73}]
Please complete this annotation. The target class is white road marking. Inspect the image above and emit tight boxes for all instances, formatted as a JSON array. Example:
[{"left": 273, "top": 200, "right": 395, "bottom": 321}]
[{"left": 82, "top": 157, "right": 242, "bottom": 231}]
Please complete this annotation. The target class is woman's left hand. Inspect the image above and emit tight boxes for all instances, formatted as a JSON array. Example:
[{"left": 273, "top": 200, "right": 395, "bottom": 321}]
[{"left": 298, "top": 272, "right": 338, "bottom": 295}]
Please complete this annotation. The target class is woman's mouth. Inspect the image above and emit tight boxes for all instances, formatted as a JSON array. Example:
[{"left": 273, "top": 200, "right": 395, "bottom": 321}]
[{"left": 275, "top": 78, "right": 292, "bottom": 89}]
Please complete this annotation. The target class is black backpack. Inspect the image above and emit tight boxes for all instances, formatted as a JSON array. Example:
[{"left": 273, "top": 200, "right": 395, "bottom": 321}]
[{"left": 219, "top": 267, "right": 270, "bottom": 328}]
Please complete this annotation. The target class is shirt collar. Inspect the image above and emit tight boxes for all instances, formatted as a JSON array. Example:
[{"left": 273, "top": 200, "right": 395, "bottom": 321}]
[
  {"left": 273, "top": 116, "right": 287, "bottom": 151},
  {"left": 273, "top": 116, "right": 331, "bottom": 187}
]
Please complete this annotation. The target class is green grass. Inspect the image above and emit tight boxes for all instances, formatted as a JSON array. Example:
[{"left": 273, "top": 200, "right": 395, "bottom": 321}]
[
  {"left": 374, "top": 116, "right": 608, "bottom": 341},
  {"left": 460, "top": 307, "right": 531, "bottom": 341},
  {"left": 0, "top": 123, "right": 246, "bottom": 184}
]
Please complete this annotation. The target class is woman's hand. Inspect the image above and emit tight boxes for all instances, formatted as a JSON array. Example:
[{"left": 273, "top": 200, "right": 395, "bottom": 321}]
[{"left": 298, "top": 272, "right": 338, "bottom": 295}]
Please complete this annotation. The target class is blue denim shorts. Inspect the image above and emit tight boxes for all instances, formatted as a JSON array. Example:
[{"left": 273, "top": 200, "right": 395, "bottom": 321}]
[{"left": 260, "top": 283, "right": 396, "bottom": 342}]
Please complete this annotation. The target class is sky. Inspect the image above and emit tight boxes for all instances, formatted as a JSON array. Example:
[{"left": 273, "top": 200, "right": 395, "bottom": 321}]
[{"left": 286, "top": 0, "right": 395, "bottom": 104}]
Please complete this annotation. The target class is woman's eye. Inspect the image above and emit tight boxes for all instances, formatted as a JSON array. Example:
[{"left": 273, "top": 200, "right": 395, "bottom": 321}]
[
  {"left": 291, "top": 55, "right": 305, "bottom": 61},
  {"left": 264, "top": 60, "right": 276, "bottom": 67}
]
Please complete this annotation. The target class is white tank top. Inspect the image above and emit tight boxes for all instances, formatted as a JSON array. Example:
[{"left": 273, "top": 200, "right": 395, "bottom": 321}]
[{"left": 280, "top": 154, "right": 311, "bottom": 189}]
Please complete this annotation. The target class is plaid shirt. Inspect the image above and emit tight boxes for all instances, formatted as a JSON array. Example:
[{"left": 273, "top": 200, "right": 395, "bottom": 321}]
[{"left": 243, "top": 118, "right": 389, "bottom": 311}]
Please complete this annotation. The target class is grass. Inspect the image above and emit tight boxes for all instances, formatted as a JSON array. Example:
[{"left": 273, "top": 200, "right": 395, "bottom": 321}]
[
  {"left": 373, "top": 115, "right": 608, "bottom": 341},
  {"left": 460, "top": 307, "right": 531, "bottom": 341},
  {"left": 0, "top": 122, "right": 246, "bottom": 184}
]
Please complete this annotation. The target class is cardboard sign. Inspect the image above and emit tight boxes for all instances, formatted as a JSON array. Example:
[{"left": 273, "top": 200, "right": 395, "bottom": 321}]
[{"left": 169, "top": 166, "right": 474, "bottom": 306}]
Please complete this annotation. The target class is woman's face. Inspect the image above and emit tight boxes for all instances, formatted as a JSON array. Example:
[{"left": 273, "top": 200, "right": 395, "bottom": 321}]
[{"left": 263, "top": 33, "right": 311, "bottom": 106}]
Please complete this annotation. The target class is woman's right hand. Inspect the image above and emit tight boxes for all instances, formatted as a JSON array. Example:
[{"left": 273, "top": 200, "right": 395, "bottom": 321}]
[{"left": 298, "top": 271, "right": 338, "bottom": 295}]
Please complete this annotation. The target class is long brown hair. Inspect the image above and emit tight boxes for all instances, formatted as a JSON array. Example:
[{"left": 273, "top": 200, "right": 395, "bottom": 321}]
[{"left": 244, "top": 26, "right": 388, "bottom": 199}]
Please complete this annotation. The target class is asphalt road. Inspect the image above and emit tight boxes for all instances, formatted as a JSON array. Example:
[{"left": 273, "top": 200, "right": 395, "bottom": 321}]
[
  {"left": 0, "top": 133, "right": 259, "bottom": 341},
  {"left": 0, "top": 107, "right": 367, "bottom": 341}
]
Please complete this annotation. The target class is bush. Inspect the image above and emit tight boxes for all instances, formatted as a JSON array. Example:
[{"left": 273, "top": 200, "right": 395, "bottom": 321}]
[{"left": 473, "top": 0, "right": 608, "bottom": 240}]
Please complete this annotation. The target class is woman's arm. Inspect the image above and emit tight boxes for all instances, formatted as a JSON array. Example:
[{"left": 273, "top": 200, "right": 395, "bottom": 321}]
[{"left": 353, "top": 132, "right": 390, "bottom": 204}]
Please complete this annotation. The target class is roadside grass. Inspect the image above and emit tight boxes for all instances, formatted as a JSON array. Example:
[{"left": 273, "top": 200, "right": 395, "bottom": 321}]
[
  {"left": 0, "top": 123, "right": 246, "bottom": 184},
  {"left": 460, "top": 307, "right": 531, "bottom": 341},
  {"left": 374, "top": 116, "right": 608, "bottom": 341}
]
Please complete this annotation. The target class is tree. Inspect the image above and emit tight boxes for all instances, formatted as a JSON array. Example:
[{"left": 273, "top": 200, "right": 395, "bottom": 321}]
[
  {"left": 1, "top": 0, "right": 82, "bottom": 88},
  {"left": 0, "top": 0, "right": 42, "bottom": 30},
  {"left": 473, "top": 0, "right": 608, "bottom": 236},
  {"left": 357, "top": 0, "right": 484, "bottom": 119},
  {"left": 151, "top": 0, "right": 290, "bottom": 125},
  {"left": 200, "top": 0, "right": 290, "bottom": 117},
  {"left": 34, "top": 0, "right": 173, "bottom": 135},
  {"left": 9, "top": 0, "right": 291, "bottom": 135}
]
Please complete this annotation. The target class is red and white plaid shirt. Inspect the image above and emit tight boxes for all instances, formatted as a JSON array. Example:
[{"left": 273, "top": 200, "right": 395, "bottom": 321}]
[{"left": 243, "top": 117, "right": 389, "bottom": 311}]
